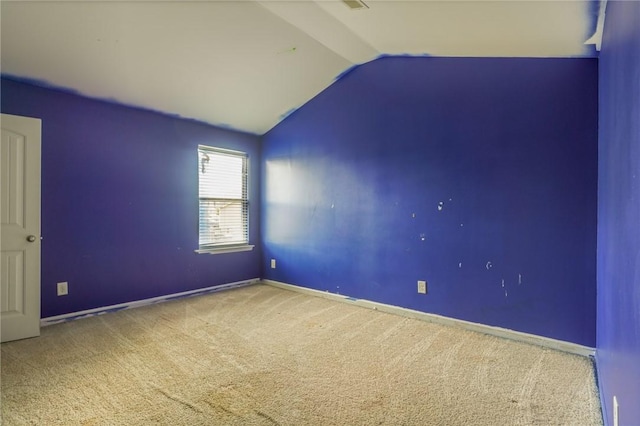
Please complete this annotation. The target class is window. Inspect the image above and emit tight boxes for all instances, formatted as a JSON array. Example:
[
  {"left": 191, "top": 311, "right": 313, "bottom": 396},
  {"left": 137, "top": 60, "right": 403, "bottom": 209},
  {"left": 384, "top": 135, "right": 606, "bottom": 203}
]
[{"left": 196, "top": 146, "right": 252, "bottom": 254}]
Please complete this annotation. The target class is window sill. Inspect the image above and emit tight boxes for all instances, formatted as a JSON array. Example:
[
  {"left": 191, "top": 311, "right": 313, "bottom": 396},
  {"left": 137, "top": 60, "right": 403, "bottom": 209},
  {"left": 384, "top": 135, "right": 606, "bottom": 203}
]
[{"left": 194, "top": 245, "right": 255, "bottom": 255}]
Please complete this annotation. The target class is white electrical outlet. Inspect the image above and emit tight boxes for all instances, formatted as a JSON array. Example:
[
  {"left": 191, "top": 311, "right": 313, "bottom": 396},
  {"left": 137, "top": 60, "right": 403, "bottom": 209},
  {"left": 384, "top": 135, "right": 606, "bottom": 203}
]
[
  {"left": 57, "top": 282, "right": 68, "bottom": 296},
  {"left": 613, "top": 396, "right": 619, "bottom": 426},
  {"left": 270, "top": 259, "right": 276, "bottom": 269},
  {"left": 417, "top": 280, "right": 427, "bottom": 294}
]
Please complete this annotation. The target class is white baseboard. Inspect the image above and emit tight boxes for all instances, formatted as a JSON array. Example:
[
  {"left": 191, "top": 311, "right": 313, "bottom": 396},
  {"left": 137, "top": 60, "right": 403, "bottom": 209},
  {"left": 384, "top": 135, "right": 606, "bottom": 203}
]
[
  {"left": 41, "top": 278, "right": 260, "bottom": 326},
  {"left": 262, "top": 279, "right": 595, "bottom": 358}
]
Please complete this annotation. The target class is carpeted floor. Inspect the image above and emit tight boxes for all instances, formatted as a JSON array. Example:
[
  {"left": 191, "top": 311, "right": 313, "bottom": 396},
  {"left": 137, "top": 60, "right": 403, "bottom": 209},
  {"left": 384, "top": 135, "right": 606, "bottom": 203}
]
[{"left": 1, "top": 283, "right": 602, "bottom": 425}]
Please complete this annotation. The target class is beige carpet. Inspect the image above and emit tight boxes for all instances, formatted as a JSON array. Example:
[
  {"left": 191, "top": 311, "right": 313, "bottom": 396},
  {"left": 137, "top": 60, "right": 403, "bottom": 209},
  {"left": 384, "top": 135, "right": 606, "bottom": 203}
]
[{"left": 1, "top": 283, "right": 602, "bottom": 425}]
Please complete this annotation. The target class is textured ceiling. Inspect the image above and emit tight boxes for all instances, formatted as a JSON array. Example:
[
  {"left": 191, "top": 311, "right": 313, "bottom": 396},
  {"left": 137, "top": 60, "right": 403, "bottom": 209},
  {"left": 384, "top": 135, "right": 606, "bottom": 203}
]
[{"left": 0, "top": 1, "right": 604, "bottom": 135}]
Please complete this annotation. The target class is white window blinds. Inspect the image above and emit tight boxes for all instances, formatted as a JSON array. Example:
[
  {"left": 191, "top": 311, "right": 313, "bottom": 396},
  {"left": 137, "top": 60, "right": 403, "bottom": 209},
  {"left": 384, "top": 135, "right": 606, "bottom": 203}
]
[{"left": 198, "top": 146, "right": 248, "bottom": 248}]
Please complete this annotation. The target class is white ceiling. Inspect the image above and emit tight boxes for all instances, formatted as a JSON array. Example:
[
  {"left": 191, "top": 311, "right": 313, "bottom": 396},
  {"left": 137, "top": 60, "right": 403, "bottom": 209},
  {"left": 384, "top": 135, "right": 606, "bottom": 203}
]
[{"left": 1, "top": 1, "right": 604, "bottom": 135}]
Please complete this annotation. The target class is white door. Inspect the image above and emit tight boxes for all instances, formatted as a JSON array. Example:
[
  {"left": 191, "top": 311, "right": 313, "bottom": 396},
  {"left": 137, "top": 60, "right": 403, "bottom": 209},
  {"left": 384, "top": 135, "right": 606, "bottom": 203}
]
[{"left": 1, "top": 114, "right": 41, "bottom": 343}]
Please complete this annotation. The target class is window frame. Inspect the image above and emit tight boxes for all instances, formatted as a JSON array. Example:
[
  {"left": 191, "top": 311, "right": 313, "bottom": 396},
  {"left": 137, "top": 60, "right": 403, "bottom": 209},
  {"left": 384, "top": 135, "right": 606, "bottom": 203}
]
[{"left": 195, "top": 145, "right": 254, "bottom": 255}]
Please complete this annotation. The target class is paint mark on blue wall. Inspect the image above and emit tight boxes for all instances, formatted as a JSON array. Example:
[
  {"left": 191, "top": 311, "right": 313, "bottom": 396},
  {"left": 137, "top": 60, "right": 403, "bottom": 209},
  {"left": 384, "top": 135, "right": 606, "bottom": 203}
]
[
  {"left": 333, "top": 64, "right": 362, "bottom": 82},
  {"left": 375, "top": 53, "right": 432, "bottom": 61},
  {"left": 279, "top": 107, "right": 298, "bottom": 121}
]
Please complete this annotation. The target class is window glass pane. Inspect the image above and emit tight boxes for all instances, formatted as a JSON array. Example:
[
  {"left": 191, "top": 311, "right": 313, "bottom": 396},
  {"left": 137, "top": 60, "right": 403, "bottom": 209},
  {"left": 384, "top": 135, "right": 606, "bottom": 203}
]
[
  {"left": 199, "top": 200, "right": 247, "bottom": 246},
  {"left": 198, "top": 146, "right": 248, "bottom": 248},
  {"left": 199, "top": 151, "right": 244, "bottom": 199}
]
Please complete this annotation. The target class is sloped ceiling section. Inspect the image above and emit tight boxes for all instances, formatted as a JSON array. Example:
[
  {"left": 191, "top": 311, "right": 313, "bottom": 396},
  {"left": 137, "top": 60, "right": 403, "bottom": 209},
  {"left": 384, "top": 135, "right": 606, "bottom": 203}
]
[
  {"left": 1, "top": 1, "right": 603, "bottom": 135},
  {"left": 1, "top": 1, "right": 352, "bottom": 134}
]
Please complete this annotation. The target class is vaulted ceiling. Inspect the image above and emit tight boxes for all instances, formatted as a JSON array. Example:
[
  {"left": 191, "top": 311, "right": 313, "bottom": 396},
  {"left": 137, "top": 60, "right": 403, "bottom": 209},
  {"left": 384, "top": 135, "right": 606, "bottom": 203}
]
[{"left": 1, "top": 1, "right": 605, "bottom": 135}]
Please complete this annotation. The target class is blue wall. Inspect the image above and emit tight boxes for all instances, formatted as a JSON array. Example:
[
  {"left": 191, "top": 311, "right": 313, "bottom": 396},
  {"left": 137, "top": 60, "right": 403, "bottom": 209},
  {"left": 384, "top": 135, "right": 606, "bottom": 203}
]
[
  {"left": 262, "top": 57, "right": 598, "bottom": 346},
  {"left": 1, "top": 78, "right": 261, "bottom": 318},
  {"left": 597, "top": 1, "right": 640, "bottom": 424}
]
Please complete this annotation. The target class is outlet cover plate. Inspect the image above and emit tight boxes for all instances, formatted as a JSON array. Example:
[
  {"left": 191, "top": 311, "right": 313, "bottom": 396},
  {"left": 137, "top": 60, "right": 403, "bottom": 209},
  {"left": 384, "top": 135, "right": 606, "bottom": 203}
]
[
  {"left": 418, "top": 280, "right": 427, "bottom": 294},
  {"left": 57, "top": 282, "right": 68, "bottom": 296}
]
